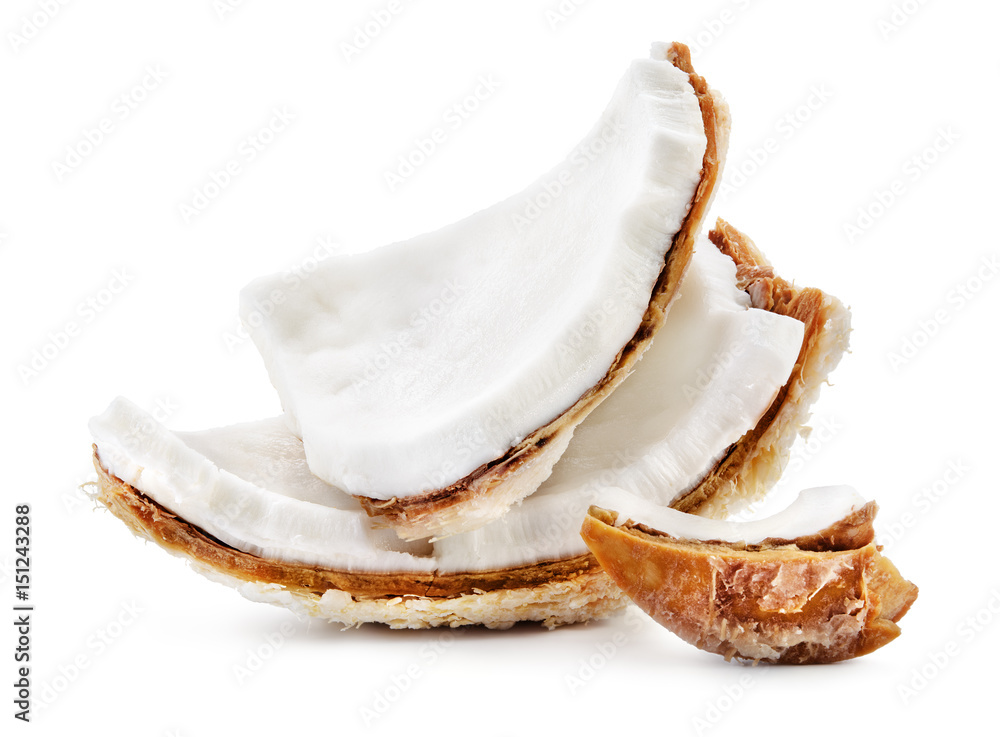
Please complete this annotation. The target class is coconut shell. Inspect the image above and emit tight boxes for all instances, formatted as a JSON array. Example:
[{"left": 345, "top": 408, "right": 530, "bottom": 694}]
[{"left": 581, "top": 504, "right": 918, "bottom": 663}]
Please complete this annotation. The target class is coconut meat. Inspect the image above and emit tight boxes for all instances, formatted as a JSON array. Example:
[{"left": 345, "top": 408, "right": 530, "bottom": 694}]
[
  {"left": 90, "top": 401, "right": 434, "bottom": 572},
  {"left": 91, "top": 238, "right": 805, "bottom": 574},
  {"left": 239, "top": 52, "right": 707, "bottom": 499},
  {"left": 592, "top": 485, "right": 868, "bottom": 545}
]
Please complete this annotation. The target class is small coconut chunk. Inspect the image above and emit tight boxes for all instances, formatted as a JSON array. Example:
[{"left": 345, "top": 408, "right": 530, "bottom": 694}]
[{"left": 581, "top": 488, "right": 918, "bottom": 664}]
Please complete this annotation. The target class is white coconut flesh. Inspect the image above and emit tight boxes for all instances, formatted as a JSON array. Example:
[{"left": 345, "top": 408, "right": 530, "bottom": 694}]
[
  {"left": 91, "top": 240, "right": 805, "bottom": 574},
  {"left": 593, "top": 485, "right": 868, "bottom": 544},
  {"left": 239, "top": 50, "right": 708, "bottom": 499},
  {"left": 91, "top": 404, "right": 434, "bottom": 572}
]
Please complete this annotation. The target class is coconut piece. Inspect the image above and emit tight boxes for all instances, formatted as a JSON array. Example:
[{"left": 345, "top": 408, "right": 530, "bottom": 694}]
[
  {"left": 581, "top": 488, "right": 918, "bottom": 663},
  {"left": 672, "top": 218, "right": 852, "bottom": 517},
  {"left": 239, "top": 42, "right": 728, "bottom": 540},
  {"left": 92, "top": 451, "right": 625, "bottom": 629},
  {"left": 90, "top": 398, "right": 629, "bottom": 629}
]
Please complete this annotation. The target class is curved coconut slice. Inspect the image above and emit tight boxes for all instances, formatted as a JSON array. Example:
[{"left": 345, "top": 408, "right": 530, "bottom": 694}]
[
  {"left": 581, "top": 488, "right": 918, "bottom": 664},
  {"left": 89, "top": 400, "right": 625, "bottom": 629},
  {"left": 673, "top": 218, "right": 852, "bottom": 516},
  {"left": 239, "top": 42, "right": 728, "bottom": 540}
]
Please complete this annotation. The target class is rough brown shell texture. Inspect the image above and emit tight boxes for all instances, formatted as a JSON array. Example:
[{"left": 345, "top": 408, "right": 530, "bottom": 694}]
[
  {"left": 356, "top": 42, "right": 732, "bottom": 541},
  {"left": 672, "top": 218, "right": 852, "bottom": 518},
  {"left": 581, "top": 505, "right": 918, "bottom": 664}
]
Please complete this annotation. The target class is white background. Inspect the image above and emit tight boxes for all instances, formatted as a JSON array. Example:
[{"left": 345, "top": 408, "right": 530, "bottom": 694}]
[{"left": 3, "top": 0, "right": 998, "bottom": 734}]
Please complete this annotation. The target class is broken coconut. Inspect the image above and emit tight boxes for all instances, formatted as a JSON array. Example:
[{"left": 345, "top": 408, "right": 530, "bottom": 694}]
[
  {"left": 90, "top": 222, "right": 849, "bottom": 628},
  {"left": 237, "top": 42, "right": 728, "bottom": 540},
  {"left": 581, "top": 486, "right": 918, "bottom": 663}
]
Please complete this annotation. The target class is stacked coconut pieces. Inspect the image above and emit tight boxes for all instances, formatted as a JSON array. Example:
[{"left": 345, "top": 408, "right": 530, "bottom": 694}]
[{"left": 90, "top": 42, "right": 914, "bottom": 661}]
